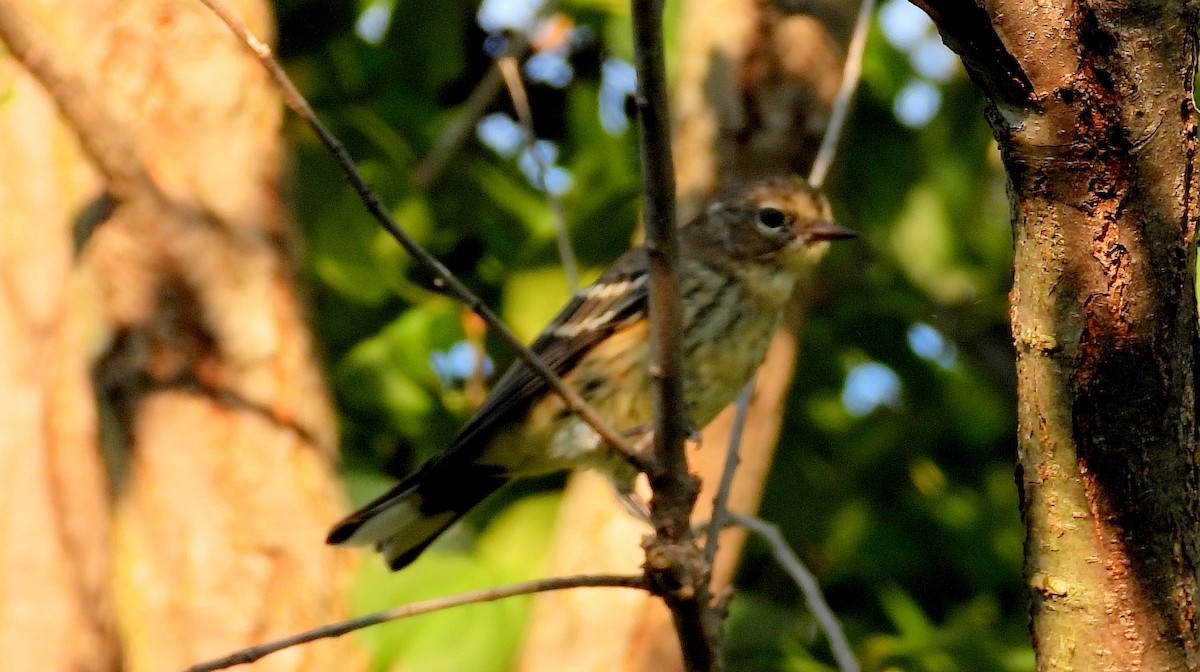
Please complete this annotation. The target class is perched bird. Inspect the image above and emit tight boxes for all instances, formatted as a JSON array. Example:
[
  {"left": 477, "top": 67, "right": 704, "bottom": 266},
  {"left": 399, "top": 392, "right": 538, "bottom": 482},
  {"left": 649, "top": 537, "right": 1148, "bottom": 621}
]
[{"left": 328, "top": 177, "right": 856, "bottom": 569}]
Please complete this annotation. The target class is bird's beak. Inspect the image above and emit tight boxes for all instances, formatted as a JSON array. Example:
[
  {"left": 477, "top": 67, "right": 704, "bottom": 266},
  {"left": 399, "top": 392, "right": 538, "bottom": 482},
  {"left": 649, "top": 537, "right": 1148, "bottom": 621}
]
[{"left": 805, "top": 220, "right": 859, "bottom": 242}]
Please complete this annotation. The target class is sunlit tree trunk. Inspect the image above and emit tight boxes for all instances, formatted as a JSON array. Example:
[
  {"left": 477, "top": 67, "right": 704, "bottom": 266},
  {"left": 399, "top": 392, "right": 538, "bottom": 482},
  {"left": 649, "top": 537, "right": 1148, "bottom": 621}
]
[
  {"left": 915, "top": 1, "right": 1200, "bottom": 668},
  {"left": 517, "top": 1, "right": 860, "bottom": 669},
  {"left": 0, "top": 1, "right": 359, "bottom": 670},
  {"left": 0, "top": 34, "right": 116, "bottom": 672}
]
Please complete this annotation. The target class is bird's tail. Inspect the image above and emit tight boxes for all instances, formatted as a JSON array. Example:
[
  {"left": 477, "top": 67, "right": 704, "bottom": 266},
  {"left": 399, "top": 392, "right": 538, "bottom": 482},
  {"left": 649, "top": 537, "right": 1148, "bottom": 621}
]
[{"left": 326, "top": 461, "right": 509, "bottom": 570}]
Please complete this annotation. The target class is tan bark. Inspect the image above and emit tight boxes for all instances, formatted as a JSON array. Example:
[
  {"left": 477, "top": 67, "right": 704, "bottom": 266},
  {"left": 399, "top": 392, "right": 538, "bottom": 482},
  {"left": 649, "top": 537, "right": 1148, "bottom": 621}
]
[
  {"left": 517, "top": 1, "right": 858, "bottom": 669},
  {"left": 0, "top": 1, "right": 360, "bottom": 670},
  {"left": 917, "top": 0, "right": 1200, "bottom": 668},
  {"left": 0, "top": 43, "right": 116, "bottom": 672}
]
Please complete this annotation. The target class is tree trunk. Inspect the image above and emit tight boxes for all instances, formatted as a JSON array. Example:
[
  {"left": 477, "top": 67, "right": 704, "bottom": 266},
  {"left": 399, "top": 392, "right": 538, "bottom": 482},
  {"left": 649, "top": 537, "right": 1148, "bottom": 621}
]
[
  {"left": 0, "top": 1, "right": 359, "bottom": 670},
  {"left": 915, "top": 1, "right": 1200, "bottom": 669},
  {"left": 517, "top": 1, "right": 859, "bottom": 669},
  {"left": 0, "top": 34, "right": 116, "bottom": 672}
]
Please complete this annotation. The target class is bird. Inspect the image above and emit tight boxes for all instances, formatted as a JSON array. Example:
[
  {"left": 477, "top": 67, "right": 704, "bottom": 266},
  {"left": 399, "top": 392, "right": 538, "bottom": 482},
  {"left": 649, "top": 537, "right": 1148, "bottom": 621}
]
[{"left": 327, "top": 176, "right": 857, "bottom": 570}]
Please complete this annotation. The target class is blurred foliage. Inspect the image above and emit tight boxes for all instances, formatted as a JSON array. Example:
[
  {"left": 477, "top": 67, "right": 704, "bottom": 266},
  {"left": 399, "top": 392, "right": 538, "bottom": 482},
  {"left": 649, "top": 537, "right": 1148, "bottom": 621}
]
[{"left": 277, "top": 0, "right": 1027, "bottom": 669}]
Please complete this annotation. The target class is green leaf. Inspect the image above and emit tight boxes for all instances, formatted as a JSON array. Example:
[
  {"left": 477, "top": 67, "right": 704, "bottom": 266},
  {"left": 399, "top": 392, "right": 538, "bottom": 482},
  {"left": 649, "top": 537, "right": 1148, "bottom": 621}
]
[
  {"left": 349, "top": 494, "right": 561, "bottom": 672},
  {"left": 879, "top": 585, "right": 934, "bottom": 640},
  {"left": 468, "top": 162, "right": 555, "bottom": 247}
]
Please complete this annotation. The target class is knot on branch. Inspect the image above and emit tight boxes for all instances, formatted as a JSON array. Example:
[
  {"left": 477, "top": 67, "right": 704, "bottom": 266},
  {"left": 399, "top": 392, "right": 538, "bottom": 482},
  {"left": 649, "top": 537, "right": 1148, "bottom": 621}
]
[{"left": 642, "top": 538, "right": 710, "bottom": 602}]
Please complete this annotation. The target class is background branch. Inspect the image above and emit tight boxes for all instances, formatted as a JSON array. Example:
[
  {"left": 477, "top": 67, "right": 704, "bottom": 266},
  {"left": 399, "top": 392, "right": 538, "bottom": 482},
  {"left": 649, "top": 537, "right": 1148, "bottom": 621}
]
[
  {"left": 730, "top": 513, "right": 857, "bottom": 672},
  {"left": 807, "top": 0, "right": 876, "bottom": 190},
  {"left": 521, "top": 1, "right": 869, "bottom": 668},
  {"left": 703, "top": 0, "right": 873, "bottom": 581},
  {"left": 0, "top": 1, "right": 154, "bottom": 201},
  {"left": 409, "top": 35, "right": 529, "bottom": 190},
  {"left": 496, "top": 55, "right": 579, "bottom": 290},
  {"left": 0, "top": 1, "right": 355, "bottom": 669}
]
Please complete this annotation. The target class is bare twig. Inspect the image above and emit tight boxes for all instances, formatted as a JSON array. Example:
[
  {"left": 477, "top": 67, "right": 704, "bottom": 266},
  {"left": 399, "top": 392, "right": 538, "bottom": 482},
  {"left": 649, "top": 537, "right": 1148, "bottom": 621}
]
[
  {"left": 631, "top": 0, "right": 687, "bottom": 543},
  {"left": 703, "top": 381, "right": 754, "bottom": 566},
  {"left": 496, "top": 56, "right": 533, "bottom": 135},
  {"left": 496, "top": 55, "right": 579, "bottom": 290},
  {"left": 630, "top": 0, "right": 721, "bottom": 670},
  {"left": 196, "top": 0, "right": 635, "bottom": 458},
  {"left": 410, "top": 34, "right": 531, "bottom": 189},
  {"left": 411, "top": 65, "right": 506, "bottom": 189},
  {"left": 182, "top": 574, "right": 648, "bottom": 672},
  {"left": 807, "top": 0, "right": 876, "bottom": 189},
  {"left": 730, "top": 513, "right": 858, "bottom": 672}
]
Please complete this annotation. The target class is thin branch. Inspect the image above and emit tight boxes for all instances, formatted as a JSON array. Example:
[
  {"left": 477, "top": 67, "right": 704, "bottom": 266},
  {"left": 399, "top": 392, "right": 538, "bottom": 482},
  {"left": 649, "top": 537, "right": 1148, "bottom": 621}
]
[
  {"left": 730, "top": 513, "right": 859, "bottom": 672},
  {"left": 630, "top": 0, "right": 721, "bottom": 670},
  {"left": 196, "top": 0, "right": 635, "bottom": 458},
  {"left": 496, "top": 55, "right": 579, "bottom": 290},
  {"left": 807, "top": 0, "right": 876, "bottom": 189},
  {"left": 703, "top": 381, "right": 754, "bottom": 566},
  {"left": 182, "top": 574, "right": 648, "bottom": 672},
  {"left": 410, "top": 64, "right": 506, "bottom": 189},
  {"left": 631, "top": 0, "right": 687, "bottom": 545},
  {"left": 410, "top": 34, "right": 531, "bottom": 190}
]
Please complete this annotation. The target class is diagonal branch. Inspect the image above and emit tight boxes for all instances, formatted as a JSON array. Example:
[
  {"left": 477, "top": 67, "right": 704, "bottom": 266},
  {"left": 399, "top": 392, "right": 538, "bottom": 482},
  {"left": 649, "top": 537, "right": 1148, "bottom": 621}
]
[
  {"left": 807, "top": 0, "right": 877, "bottom": 190},
  {"left": 195, "top": 0, "right": 635, "bottom": 458},
  {"left": 410, "top": 35, "right": 529, "bottom": 190},
  {"left": 496, "top": 55, "right": 579, "bottom": 290},
  {"left": 730, "top": 513, "right": 858, "bottom": 672},
  {"left": 181, "top": 574, "right": 648, "bottom": 672},
  {"left": 703, "top": 382, "right": 754, "bottom": 566}
]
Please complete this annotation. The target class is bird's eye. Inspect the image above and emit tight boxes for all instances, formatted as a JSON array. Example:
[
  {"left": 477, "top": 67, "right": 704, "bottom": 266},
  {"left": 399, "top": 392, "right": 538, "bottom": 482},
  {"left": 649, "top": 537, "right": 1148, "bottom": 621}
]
[{"left": 756, "top": 207, "right": 786, "bottom": 229}]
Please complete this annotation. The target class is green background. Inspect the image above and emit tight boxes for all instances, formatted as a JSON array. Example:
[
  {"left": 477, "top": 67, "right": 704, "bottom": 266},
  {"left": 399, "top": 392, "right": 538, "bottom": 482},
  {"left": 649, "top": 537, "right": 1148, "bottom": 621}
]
[{"left": 279, "top": 0, "right": 1028, "bottom": 669}]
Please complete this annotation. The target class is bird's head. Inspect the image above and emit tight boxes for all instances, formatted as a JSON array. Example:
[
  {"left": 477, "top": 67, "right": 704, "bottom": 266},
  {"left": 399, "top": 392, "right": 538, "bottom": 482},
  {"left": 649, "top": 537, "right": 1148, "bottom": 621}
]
[{"left": 688, "top": 177, "right": 857, "bottom": 270}]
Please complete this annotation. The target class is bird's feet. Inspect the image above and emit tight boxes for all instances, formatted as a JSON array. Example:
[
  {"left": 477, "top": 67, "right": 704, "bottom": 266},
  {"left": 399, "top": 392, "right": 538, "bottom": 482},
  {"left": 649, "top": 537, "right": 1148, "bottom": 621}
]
[{"left": 615, "top": 488, "right": 652, "bottom": 523}]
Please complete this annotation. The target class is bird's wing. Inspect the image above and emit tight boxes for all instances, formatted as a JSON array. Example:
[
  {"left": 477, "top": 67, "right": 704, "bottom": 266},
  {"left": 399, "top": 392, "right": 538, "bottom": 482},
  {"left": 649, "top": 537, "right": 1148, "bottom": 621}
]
[
  {"left": 442, "top": 247, "right": 650, "bottom": 455},
  {"left": 328, "top": 248, "right": 650, "bottom": 546}
]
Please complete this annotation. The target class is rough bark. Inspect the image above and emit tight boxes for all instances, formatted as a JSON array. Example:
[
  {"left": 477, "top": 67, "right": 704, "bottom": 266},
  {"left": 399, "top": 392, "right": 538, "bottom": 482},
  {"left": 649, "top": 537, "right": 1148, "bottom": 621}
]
[
  {"left": 916, "top": 1, "right": 1200, "bottom": 669},
  {"left": 517, "top": 1, "right": 858, "bottom": 669},
  {"left": 0, "top": 1, "right": 359, "bottom": 670}
]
